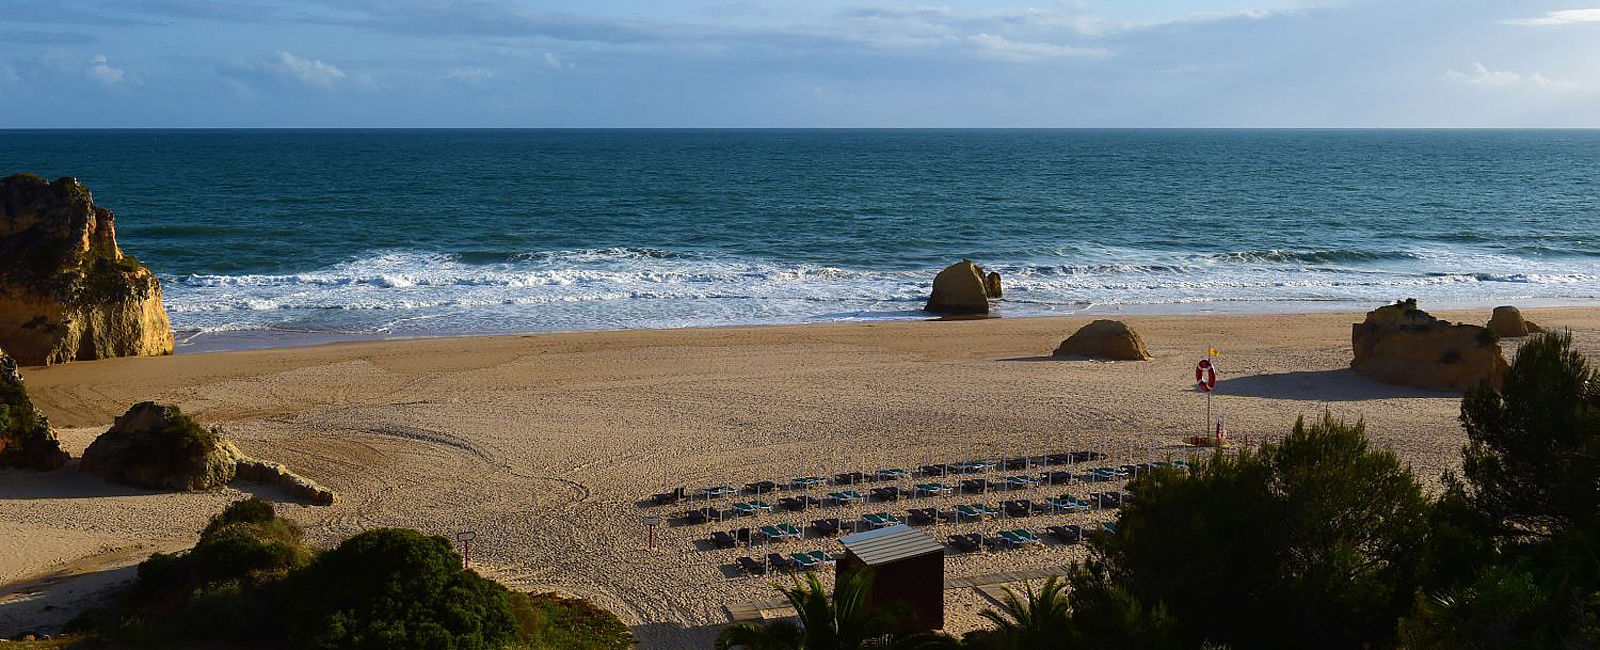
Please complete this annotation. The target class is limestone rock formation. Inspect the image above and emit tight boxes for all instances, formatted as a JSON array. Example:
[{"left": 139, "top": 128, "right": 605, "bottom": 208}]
[
  {"left": 0, "top": 347, "right": 69, "bottom": 470},
  {"left": 80, "top": 402, "right": 238, "bottom": 490},
  {"left": 0, "top": 174, "right": 173, "bottom": 366},
  {"left": 1351, "top": 299, "right": 1507, "bottom": 392},
  {"left": 81, "top": 401, "right": 334, "bottom": 503},
  {"left": 236, "top": 457, "right": 336, "bottom": 506},
  {"left": 926, "top": 260, "right": 1002, "bottom": 314},
  {"left": 1487, "top": 306, "right": 1543, "bottom": 338},
  {"left": 1053, "top": 320, "right": 1154, "bottom": 361}
]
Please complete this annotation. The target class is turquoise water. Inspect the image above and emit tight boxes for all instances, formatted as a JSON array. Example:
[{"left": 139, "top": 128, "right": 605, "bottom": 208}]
[{"left": 2, "top": 129, "right": 1597, "bottom": 345}]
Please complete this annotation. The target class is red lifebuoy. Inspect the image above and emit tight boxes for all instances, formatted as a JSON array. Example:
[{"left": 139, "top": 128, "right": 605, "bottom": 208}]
[{"left": 1196, "top": 359, "right": 1217, "bottom": 392}]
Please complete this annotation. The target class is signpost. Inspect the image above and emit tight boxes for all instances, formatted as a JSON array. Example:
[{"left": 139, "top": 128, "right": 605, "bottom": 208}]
[
  {"left": 455, "top": 530, "right": 477, "bottom": 570},
  {"left": 641, "top": 516, "right": 662, "bottom": 550}
]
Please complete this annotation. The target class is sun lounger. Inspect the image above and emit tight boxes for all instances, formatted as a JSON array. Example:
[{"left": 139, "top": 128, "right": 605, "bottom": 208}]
[
  {"left": 1100, "top": 521, "right": 1118, "bottom": 535},
  {"left": 984, "top": 534, "right": 1014, "bottom": 551},
  {"left": 652, "top": 486, "right": 686, "bottom": 505},
  {"left": 1003, "top": 457, "right": 1029, "bottom": 470},
  {"left": 919, "top": 464, "right": 950, "bottom": 477},
  {"left": 861, "top": 512, "right": 903, "bottom": 529},
  {"left": 790, "top": 552, "right": 821, "bottom": 570},
  {"left": 686, "top": 507, "right": 724, "bottom": 524},
  {"left": 1047, "top": 525, "right": 1083, "bottom": 544},
  {"left": 1006, "top": 475, "right": 1041, "bottom": 489},
  {"left": 711, "top": 531, "right": 737, "bottom": 548},
  {"left": 736, "top": 556, "right": 767, "bottom": 575},
  {"left": 1003, "top": 500, "right": 1034, "bottom": 518},
  {"left": 960, "top": 478, "right": 987, "bottom": 494},
  {"left": 807, "top": 550, "right": 835, "bottom": 564},
  {"left": 870, "top": 487, "right": 900, "bottom": 502},
  {"left": 947, "top": 534, "right": 980, "bottom": 552},
  {"left": 761, "top": 524, "right": 801, "bottom": 542},
  {"left": 875, "top": 468, "right": 908, "bottom": 481},
  {"left": 767, "top": 553, "right": 791, "bottom": 572},
  {"left": 812, "top": 518, "right": 841, "bottom": 536},
  {"left": 827, "top": 490, "right": 865, "bottom": 506},
  {"left": 744, "top": 480, "right": 777, "bottom": 494},
  {"left": 833, "top": 471, "right": 865, "bottom": 485},
  {"left": 914, "top": 482, "right": 948, "bottom": 496},
  {"left": 789, "top": 476, "right": 825, "bottom": 489},
  {"left": 908, "top": 508, "right": 938, "bottom": 525},
  {"left": 1011, "top": 529, "right": 1042, "bottom": 545},
  {"left": 702, "top": 485, "right": 737, "bottom": 497}
]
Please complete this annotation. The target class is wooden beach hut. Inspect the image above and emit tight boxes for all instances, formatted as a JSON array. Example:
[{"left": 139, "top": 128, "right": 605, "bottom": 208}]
[{"left": 836, "top": 524, "right": 945, "bottom": 631}]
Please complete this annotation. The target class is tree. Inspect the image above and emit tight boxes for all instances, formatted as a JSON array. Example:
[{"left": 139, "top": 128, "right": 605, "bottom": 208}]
[
  {"left": 1074, "top": 414, "right": 1432, "bottom": 649},
  {"left": 1401, "top": 332, "right": 1600, "bottom": 648},
  {"left": 716, "top": 571, "right": 934, "bottom": 650},
  {"left": 1458, "top": 331, "right": 1600, "bottom": 542},
  {"left": 284, "top": 528, "right": 517, "bottom": 650},
  {"left": 962, "top": 576, "right": 1074, "bottom": 649}
]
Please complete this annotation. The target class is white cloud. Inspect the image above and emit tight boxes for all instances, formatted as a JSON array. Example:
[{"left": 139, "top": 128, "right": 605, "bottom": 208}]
[
  {"left": 1445, "top": 63, "right": 1591, "bottom": 91},
  {"left": 446, "top": 66, "right": 492, "bottom": 81},
  {"left": 966, "top": 33, "right": 1108, "bottom": 62},
  {"left": 1445, "top": 62, "right": 1522, "bottom": 87},
  {"left": 271, "top": 51, "right": 346, "bottom": 87},
  {"left": 1502, "top": 9, "right": 1600, "bottom": 26},
  {"left": 87, "top": 53, "right": 123, "bottom": 85},
  {"left": 543, "top": 52, "right": 569, "bottom": 69}
]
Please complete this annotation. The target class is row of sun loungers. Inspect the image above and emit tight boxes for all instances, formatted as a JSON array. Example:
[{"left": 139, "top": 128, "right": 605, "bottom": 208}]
[
  {"left": 727, "top": 521, "right": 1124, "bottom": 577},
  {"left": 652, "top": 451, "right": 1173, "bottom": 505},
  {"left": 694, "top": 489, "right": 1132, "bottom": 526},
  {"left": 734, "top": 550, "right": 839, "bottom": 575}
]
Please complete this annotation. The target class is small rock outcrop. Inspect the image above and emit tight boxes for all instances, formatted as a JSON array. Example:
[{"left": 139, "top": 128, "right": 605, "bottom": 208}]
[
  {"left": 236, "top": 457, "right": 336, "bottom": 506},
  {"left": 81, "top": 401, "right": 333, "bottom": 504},
  {"left": 0, "top": 347, "right": 69, "bottom": 470},
  {"left": 0, "top": 174, "right": 173, "bottom": 366},
  {"left": 1487, "top": 306, "right": 1544, "bottom": 338},
  {"left": 1053, "top": 320, "right": 1153, "bottom": 361},
  {"left": 926, "top": 260, "right": 1003, "bottom": 314},
  {"left": 1351, "top": 299, "right": 1507, "bottom": 392}
]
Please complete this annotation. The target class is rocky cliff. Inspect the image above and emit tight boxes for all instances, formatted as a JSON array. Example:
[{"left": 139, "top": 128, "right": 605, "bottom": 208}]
[
  {"left": 0, "top": 346, "right": 69, "bottom": 470},
  {"left": 0, "top": 174, "right": 173, "bottom": 366}
]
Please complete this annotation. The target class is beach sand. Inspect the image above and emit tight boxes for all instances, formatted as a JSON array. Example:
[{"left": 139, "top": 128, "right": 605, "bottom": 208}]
[{"left": 4, "top": 307, "right": 1599, "bottom": 646}]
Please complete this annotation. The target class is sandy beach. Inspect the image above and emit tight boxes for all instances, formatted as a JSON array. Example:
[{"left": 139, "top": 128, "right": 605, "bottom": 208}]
[{"left": 4, "top": 307, "right": 1599, "bottom": 647}]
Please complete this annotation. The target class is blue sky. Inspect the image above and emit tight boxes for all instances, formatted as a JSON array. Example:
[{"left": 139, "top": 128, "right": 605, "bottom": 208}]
[{"left": 2, "top": 0, "right": 1598, "bottom": 127}]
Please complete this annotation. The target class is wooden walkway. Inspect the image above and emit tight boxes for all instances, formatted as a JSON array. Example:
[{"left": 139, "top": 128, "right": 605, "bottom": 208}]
[{"left": 724, "top": 565, "right": 1072, "bottom": 621}]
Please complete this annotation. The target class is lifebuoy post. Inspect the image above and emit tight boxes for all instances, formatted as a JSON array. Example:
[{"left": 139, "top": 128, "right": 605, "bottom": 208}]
[{"left": 1196, "top": 352, "right": 1219, "bottom": 441}]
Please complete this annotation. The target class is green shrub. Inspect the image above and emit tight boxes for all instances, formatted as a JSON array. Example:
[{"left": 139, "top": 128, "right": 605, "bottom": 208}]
[
  {"left": 511, "top": 592, "right": 634, "bottom": 650},
  {"left": 1073, "top": 414, "right": 1431, "bottom": 649},
  {"left": 284, "top": 528, "right": 517, "bottom": 650},
  {"left": 126, "top": 498, "right": 309, "bottom": 620}
]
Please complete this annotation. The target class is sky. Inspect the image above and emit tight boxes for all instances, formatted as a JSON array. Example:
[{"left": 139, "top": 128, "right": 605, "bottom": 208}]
[{"left": 1, "top": 0, "right": 1598, "bottom": 127}]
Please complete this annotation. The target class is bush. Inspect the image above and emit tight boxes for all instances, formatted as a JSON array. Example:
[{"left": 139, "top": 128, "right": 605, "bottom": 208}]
[
  {"left": 511, "top": 592, "right": 634, "bottom": 650},
  {"left": 125, "top": 497, "right": 309, "bottom": 638},
  {"left": 1073, "top": 414, "right": 1431, "bottom": 649},
  {"left": 284, "top": 528, "right": 517, "bottom": 650}
]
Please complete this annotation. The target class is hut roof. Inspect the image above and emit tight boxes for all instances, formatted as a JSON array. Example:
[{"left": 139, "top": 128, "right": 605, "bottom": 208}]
[{"left": 838, "top": 525, "right": 943, "bottom": 566}]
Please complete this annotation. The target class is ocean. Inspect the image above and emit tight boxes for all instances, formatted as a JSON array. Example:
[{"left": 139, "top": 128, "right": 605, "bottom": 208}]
[{"left": 2, "top": 129, "right": 1597, "bottom": 349}]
